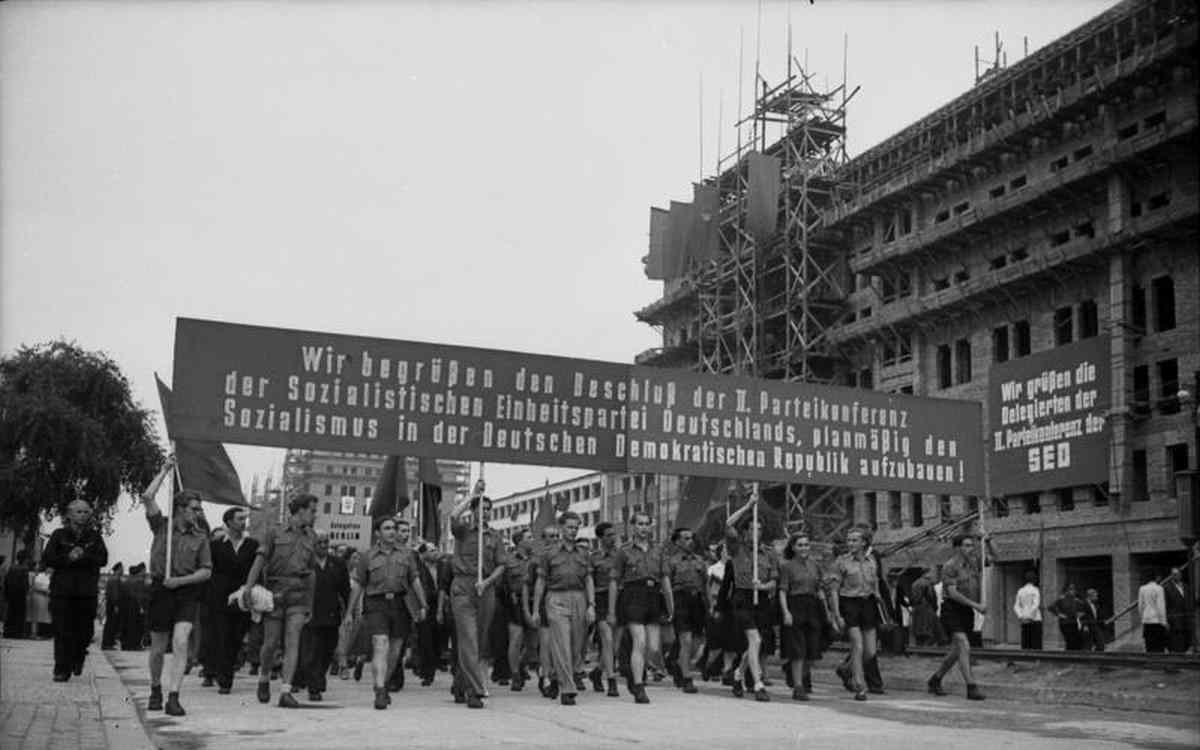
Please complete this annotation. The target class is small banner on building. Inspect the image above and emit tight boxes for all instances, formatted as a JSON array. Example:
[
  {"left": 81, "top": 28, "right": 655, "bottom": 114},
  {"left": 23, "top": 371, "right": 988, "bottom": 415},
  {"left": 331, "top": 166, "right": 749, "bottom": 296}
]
[
  {"left": 171, "top": 318, "right": 984, "bottom": 494},
  {"left": 988, "top": 336, "right": 1111, "bottom": 496}
]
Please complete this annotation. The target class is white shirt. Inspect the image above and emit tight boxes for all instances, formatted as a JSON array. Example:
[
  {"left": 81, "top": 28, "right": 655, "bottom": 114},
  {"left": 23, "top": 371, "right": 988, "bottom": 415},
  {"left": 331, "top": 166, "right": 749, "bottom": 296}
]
[
  {"left": 1013, "top": 583, "right": 1042, "bottom": 622},
  {"left": 1138, "top": 581, "right": 1166, "bottom": 625}
]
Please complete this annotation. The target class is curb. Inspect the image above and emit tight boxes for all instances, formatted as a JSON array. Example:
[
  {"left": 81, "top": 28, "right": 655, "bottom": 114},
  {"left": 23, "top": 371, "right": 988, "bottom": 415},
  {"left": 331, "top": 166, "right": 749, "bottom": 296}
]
[{"left": 94, "top": 650, "right": 156, "bottom": 750}]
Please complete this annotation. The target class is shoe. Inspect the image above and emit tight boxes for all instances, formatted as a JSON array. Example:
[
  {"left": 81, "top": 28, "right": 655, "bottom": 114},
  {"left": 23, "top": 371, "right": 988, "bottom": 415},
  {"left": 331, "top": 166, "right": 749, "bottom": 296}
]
[
  {"left": 308, "top": 690, "right": 322, "bottom": 702},
  {"left": 927, "top": 675, "right": 947, "bottom": 696},
  {"left": 606, "top": 678, "right": 619, "bottom": 697},
  {"left": 278, "top": 691, "right": 300, "bottom": 708},
  {"left": 681, "top": 677, "right": 698, "bottom": 694},
  {"left": 375, "top": 688, "right": 389, "bottom": 710},
  {"left": 511, "top": 677, "right": 524, "bottom": 692},
  {"left": 761, "top": 678, "right": 773, "bottom": 687},
  {"left": 966, "top": 684, "right": 985, "bottom": 701},
  {"left": 721, "top": 669, "right": 735, "bottom": 687},
  {"left": 466, "top": 694, "right": 484, "bottom": 709},
  {"left": 545, "top": 679, "right": 559, "bottom": 700},
  {"left": 184, "top": 661, "right": 195, "bottom": 676},
  {"left": 854, "top": 690, "right": 867, "bottom": 702},
  {"left": 537, "top": 676, "right": 547, "bottom": 697},
  {"left": 573, "top": 673, "right": 586, "bottom": 693},
  {"left": 202, "top": 676, "right": 215, "bottom": 688},
  {"left": 330, "top": 663, "right": 340, "bottom": 676},
  {"left": 868, "top": 686, "right": 886, "bottom": 695},
  {"left": 633, "top": 685, "right": 650, "bottom": 704},
  {"left": 836, "top": 664, "right": 854, "bottom": 692},
  {"left": 148, "top": 686, "right": 163, "bottom": 711},
  {"left": 650, "top": 668, "right": 665, "bottom": 683},
  {"left": 731, "top": 682, "right": 744, "bottom": 698},
  {"left": 589, "top": 667, "right": 603, "bottom": 693},
  {"left": 560, "top": 693, "right": 577, "bottom": 706},
  {"left": 353, "top": 662, "right": 364, "bottom": 682},
  {"left": 218, "top": 686, "right": 231, "bottom": 695},
  {"left": 248, "top": 664, "right": 259, "bottom": 676},
  {"left": 164, "top": 692, "right": 186, "bottom": 716},
  {"left": 73, "top": 662, "right": 84, "bottom": 676},
  {"left": 52, "top": 673, "right": 69, "bottom": 683},
  {"left": 755, "top": 688, "right": 771, "bottom": 702},
  {"left": 792, "top": 687, "right": 809, "bottom": 702},
  {"left": 339, "top": 667, "right": 351, "bottom": 680},
  {"left": 421, "top": 677, "right": 434, "bottom": 687},
  {"left": 453, "top": 686, "right": 467, "bottom": 704},
  {"left": 257, "top": 682, "right": 270, "bottom": 704},
  {"left": 497, "top": 678, "right": 510, "bottom": 686},
  {"left": 270, "top": 667, "right": 282, "bottom": 681}
]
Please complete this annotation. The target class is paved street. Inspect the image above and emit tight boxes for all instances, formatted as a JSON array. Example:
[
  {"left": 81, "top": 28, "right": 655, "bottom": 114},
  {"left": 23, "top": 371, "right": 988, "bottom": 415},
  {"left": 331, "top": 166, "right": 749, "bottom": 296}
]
[{"left": 100, "top": 649, "right": 1198, "bottom": 750}]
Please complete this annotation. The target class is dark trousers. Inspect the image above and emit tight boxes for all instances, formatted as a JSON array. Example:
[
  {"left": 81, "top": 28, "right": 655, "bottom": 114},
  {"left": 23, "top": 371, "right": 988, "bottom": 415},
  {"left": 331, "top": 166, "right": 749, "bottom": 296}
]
[
  {"left": 207, "top": 604, "right": 251, "bottom": 689},
  {"left": 50, "top": 596, "right": 97, "bottom": 674},
  {"left": 294, "top": 624, "right": 339, "bottom": 693},
  {"left": 1167, "top": 627, "right": 1191, "bottom": 654},
  {"left": 1020, "top": 621, "right": 1043, "bottom": 650},
  {"left": 1082, "top": 624, "right": 1106, "bottom": 651},
  {"left": 1144, "top": 623, "right": 1168, "bottom": 653},
  {"left": 1059, "top": 621, "right": 1082, "bottom": 650},
  {"left": 414, "top": 618, "right": 451, "bottom": 680},
  {"left": 120, "top": 599, "right": 146, "bottom": 650},
  {"left": 4, "top": 593, "right": 28, "bottom": 638},
  {"left": 101, "top": 604, "right": 122, "bottom": 648}
]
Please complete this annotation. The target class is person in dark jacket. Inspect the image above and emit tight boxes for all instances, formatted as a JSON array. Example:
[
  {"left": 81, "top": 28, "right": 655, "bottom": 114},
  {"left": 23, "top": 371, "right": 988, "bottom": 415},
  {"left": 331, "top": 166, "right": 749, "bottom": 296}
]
[
  {"left": 121, "top": 564, "right": 150, "bottom": 650},
  {"left": 1048, "top": 583, "right": 1083, "bottom": 650},
  {"left": 293, "top": 530, "right": 349, "bottom": 701},
  {"left": 43, "top": 499, "right": 109, "bottom": 681},
  {"left": 101, "top": 563, "right": 124, "bottom": 649},
  {"left": 4, "top": 550, "right": 32, "bottom": 639},
  {"left": 205, "top": 506, "right": 259, "bottom": 693},
  {"left": 413, "top": 543, "right": 450, "bottom": 686}
]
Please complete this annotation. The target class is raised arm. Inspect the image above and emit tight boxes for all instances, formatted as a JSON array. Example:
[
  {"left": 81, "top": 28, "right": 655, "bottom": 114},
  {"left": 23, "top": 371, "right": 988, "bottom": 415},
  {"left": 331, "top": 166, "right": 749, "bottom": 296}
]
[{"left": 140, "top": 456, "right": 176, "bottom": 518}]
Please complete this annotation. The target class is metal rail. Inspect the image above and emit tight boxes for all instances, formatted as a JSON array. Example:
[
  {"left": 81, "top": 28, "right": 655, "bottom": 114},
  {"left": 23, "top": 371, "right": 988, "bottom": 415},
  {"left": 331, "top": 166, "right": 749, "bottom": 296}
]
[{"left": 828, "top": 642, "right": 1200, "bottom": 670}]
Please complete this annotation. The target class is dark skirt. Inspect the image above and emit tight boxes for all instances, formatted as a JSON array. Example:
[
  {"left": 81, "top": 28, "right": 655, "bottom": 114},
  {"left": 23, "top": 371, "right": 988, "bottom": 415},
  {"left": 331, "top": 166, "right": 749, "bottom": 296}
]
[{"left": 782, "top": 594, "right": 823, "bottom": 662}]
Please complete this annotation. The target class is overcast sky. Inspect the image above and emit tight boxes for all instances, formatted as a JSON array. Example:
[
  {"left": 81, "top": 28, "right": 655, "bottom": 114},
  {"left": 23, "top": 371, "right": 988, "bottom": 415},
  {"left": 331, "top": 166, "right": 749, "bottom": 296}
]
[{"left": 1, "top": 0, "right": 1112, "bottom": 565}]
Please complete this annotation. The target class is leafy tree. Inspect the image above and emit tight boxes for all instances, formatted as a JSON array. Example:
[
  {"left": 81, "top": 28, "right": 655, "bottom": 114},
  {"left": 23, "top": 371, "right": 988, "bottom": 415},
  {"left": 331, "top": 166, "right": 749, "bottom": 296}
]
[{"left": 0, "top": 341, "right": 164, "bottom": 542}]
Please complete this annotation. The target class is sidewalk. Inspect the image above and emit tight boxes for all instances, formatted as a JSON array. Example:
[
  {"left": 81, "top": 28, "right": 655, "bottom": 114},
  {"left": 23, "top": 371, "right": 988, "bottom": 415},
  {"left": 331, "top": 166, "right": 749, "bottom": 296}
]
[{"left": 0, "top": 637, "right": 153, "bottom": 750}]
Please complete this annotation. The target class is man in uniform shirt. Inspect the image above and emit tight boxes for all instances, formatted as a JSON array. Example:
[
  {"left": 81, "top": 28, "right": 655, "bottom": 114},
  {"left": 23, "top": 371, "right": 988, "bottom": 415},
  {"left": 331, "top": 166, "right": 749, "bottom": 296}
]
[
  {"left": 533, "top": 512, "right": 594, "bottom": 706},
  {"left": 525, "top": 523, "right": 560, "bottom": 697},
  {"left": 448, "top": 494, "right": 507, "bottom": 709},
  {"left": 385, "top": 518, "right": 421, "bottom": 692},
  {"left": 243, "top": 494, "right": 319, "bottom": 708},
  {"left": 502, "top": 531, "right": 534, "bottom": 691},
  {"left": 608, "top": 512, "right": 673, "bottom": 704},
  {"left": 207, "top": 506, "right": 259, "bottom": 694},
  {"left": 927, "top": 534, "right": 986, "bottom": 700},
  {"left": 828, "top": 525, "right": 880, "bottom": 702},
  {"left": 667, "top": 528, "right": 708, "bottom": 694},
  {"left": 44, "top": 499, "right": 109, "bottom": 681},
  {"left": 140, "top": 458, "right": 213, "bottom": 717},
  {"left": 724, "top": 496, "right": 777, "bottom": 702},
  {"left": 349, "top": 517, "right": 427, "bottom": 709},
  {"left": 589, "top": 522, "right": 621, "bottom": 697}
]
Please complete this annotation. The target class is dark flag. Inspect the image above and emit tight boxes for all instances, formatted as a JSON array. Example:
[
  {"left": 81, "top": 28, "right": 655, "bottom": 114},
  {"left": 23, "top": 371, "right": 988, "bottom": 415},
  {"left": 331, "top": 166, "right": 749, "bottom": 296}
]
[
  {"left": 417, "top": 457, "right": 442, "bottom": 545},
  {"left": 688, "top": 183, "right": 720, "bottom": 263},
  {"left": 643, "top": 206, "right": 670, "bottom": 280},
  {"left": 370, "top": 456, "right": 410, "bottom": 526},
  {"left": 672, "top": 476, "right": 727, "bottom": 532},
  {"left": 531, "top": 480, "right": 555, "bottom": 536},
  {"left": 154, "top": 374, "right": 247, "bottom": 506},
  {"left": 664, "top": 200, "right": 695, "bottom": 278},
  {"left": 747, "top": 151, "right": 782, "bottom": 241}
]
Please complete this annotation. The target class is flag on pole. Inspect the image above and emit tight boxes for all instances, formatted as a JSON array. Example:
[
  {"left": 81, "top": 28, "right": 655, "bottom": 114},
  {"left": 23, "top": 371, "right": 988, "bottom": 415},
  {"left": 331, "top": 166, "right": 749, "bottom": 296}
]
[
  {"left": 370, "top": 456, "right": 410, "bottom": 527},
  {"left": 154, "top": 375, "right": 247, "bottom": 506},
  {"left": 672, "top": 476, "right": 730, "bottom": 543},
  {"left": 417, "top": 457, "right": 442, "bottom": 545},
  {"left": 531, "top": 479, "right": 556, "bottom": 536}
]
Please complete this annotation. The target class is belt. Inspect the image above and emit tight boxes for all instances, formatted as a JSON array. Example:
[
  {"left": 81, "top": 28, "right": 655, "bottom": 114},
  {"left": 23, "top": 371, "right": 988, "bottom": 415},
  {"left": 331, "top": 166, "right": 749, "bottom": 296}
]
[
  {"left": 366, "top": 591, "right": 406, "bottom": 600},
  {"left": 624, "top": 578, "right": 657, "bottom": 588},
  {"left": 546, "top": 586, "right": 585, "bottom": 592}
]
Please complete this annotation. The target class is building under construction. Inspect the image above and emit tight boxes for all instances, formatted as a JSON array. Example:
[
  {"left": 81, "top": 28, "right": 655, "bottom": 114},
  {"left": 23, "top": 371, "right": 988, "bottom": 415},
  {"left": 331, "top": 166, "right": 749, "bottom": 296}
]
[{"left": 636, "top": 0, "right": 1197, "bottom": 647}]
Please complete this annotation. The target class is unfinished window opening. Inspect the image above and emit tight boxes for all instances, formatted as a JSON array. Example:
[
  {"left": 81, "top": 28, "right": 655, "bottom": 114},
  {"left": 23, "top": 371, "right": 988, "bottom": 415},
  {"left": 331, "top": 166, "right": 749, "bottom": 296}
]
[
  {"left": 953, "top": 201, "right": 970, "bottom": 216},
  {"left": 1079, "top": 299, "right": 1099, "bottom": 339},
  {"left": 1073, "top": 221, "right": 1095, "bottom": 239},
  {"left": 899, "top": 385, "right": 914, "bottom": 395},
  {"left": 933, "top": 276, "right": 950, "bottom": 292},
  {"left": 1054, "top": 306, "right": 1074, "bottom": 346},
  {"left": 888, "top": 491, "right": 903, "bottom": 529},
  {"left": 911, "top": 493, "right": 924, "bottom": 527},
  {"left": 845, "top": 371, "right": 859, "bottom": 388},
  {"left": 1050, "top": 155, "right": 1069, "bottom": 172},
  {"left": 934, "top": 209, "right": 950, "bottom": 224},
  {"left": 992, "top": 497, "right": 1010, "bottom": 518},
  {"left": 1167, "top": 444, "right": 1190, "bottom": 496},
  {"left": 1024, "top": 493, "right": 1041, "bottom": 514},
  {"left": 1050, "top": 229, "right": 1070, "bottom": 246},
  {"left": 1152, "top": 275, "right": 1176, "bottom": 331},
  {"left": 953, "top": 269, "right": 970, "bottom": 285},
  {"left": 1010, "top": 246, "right": 1029, "bottom": 262},
  {"left": 900, "top": 210, "right": 913, "bottom": 236},
  {"left": 1057, "top": 487, "right": 1075, "bottom": 512},
  {"left": 938, "top": 495, "right": 952, "bottom": 520},
  {"left": 880, "top": 275, "right": 897, "bottom": 303},
  {"left": 989, "top": 255, "right": 1008, "bottom": 270},
  {"left": 936, "top": 345, "right": 952, "bottom": 389},
  {"left": 992, "top": 325, "right": 1010, "bottom": 363},
  {"left": 954, "top": 338, "right": 972, "bottom": 384},
  {"left": 1130, "top": 201, "right": 1144, "bottom": 218},
  {"left": 1073, "top": 145, "right": 1094, "bottom": 161},
  {"left": 1010, "top": 175, "right": 1027, "bottom": 190},
  {"left": 859, "top": 368, "right": 873, "bottom": 390},
  {"left": 883, "top": 220, "right": 896, "bottom": 243},
  {"left": 989, "top": 184, "right": 1007, "bottom": 199},
  {"left": 1133, "top": 365, "right": 1151, "bottom": 416},
  {"left": 898, "top": 272, "right": 912, "bottom": 297},
  {"left": 1132, "top": 450, "right": 1149, "bottom": 501},
  {"left": 1014, "top": 320, "right": 1031, "bottom": 357},
  {"left": 1131, "top": 282, "right": 1147, "bottom": 329},
  {"left": 882, "top": 343, "right": 897, "bottom": 365},
  {"left": 859, "top": 306, "right": 872, "bottom": 320},
  {"left": 1158, "top": 358, "right": 1180, "bottom": 414},
  {"left": 1148, "top": 192, "right": 1170, "bottom": 210},
  {"left": 1117, "top": 122, "right": 1139, "bottom": 140},
  {"left": 1143, "top": 110, "right": 1166, "bottom": 129},
  {"left": 899, "top": 334, "right": 912, "bottom": 362}
]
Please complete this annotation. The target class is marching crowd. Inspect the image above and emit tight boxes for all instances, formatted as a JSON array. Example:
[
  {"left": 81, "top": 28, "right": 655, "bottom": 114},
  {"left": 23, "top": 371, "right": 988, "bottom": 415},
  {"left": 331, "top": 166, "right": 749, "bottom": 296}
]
[{"left": 3, "top": 454, "right": 1194, "bottom": 720}]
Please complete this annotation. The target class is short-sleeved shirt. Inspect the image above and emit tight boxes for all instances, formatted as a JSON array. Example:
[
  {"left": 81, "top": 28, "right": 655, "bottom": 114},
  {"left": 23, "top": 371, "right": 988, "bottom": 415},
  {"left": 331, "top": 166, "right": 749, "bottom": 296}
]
[
  {"left": 503, "top": 551, "right": 530, "bottom": 593},
  {"left": 590, "top": 547, "right": 618, "bottom": 591},
  {"left": 668, "top": 551, "right": 709, "bottom": 593},
  {"left": 537, "top": 540, "right": 593, "bottom": 591},
  {"left": 148, "top": 512, "right": 212, "bottom": 579},
  {"left": 725, "top": 530, "right": 779, "bottom": 591},
  {"left": 257, "top": 525, "right": 317, "bottom": 591},
  {"left": 449, "top": 519, "right": 506, "bottom": 580},
  {"left": 828, "top": 553, "right": 880, "bottom": 598},
  {"left": 613, "top": 542, "right": 667, "bottom": 586},
  {"left": 355, "top": 544, "right": 418, "bottom": 597},
  {"left": 941, "top": 551, "right": 981, "bottom": 602},
  {"left": 778, "top": 556, "right": 823, "bottom": 597}
]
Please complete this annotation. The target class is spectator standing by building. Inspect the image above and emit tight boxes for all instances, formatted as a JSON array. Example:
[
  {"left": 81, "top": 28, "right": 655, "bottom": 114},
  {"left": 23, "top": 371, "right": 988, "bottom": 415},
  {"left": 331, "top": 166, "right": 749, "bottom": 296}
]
[
  {"left": 4, "top": 550, "right": 32, "bottom": 638},
  {"left": 1164, "top": 567, "right": 1191, "bottom": 653},
  {"left": 29, "top": 562, "right": 53, "bottom": 638},
  {"left": 121, "top": 564, "right": 150, "bottom": 650},
  {"left": 1079, "top": 588, "right": 1105, "bottom": 651},
  {"left": 43, "top": 498, "right": 109, "bottom": 681},
  {"left": 101, "top": 563, "right": 124, "bottom": 650},
  {"left": 1138, "top": 571, "right": 1168, "bottom": 653},
  {"left": 1012, "top": 571, "right": 1042, "bottom": 650},
  {"left": 1048, "top": 583, "right": 1083, "bottom": 650}
]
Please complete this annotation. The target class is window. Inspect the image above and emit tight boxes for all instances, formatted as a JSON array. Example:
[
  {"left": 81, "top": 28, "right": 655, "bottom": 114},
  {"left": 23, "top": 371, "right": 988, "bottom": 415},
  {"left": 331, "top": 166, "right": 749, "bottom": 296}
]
[
  {"left": 864, "top": 492, "right": 877, "bottom": 529},
  {"left": 1152, "top": 276, "right": 1176, "bottom": 331},
  {"left": 323, "top": 502, "right": 332, "bottom": 515},
  {"left": 340, "top": 485, "right": 348, "bottom": 496},
  {"left": 1050, "top": 230, "right": 1070, "bottom": 246},
  {"left": 324, "top": 484, "right": 333, "bottom": 496},
  {"left": 899, "top": 385, "right": 914, "bottom": 394},
  {"left": 935, "top": 209, "right": 950, "bottom": 224},
  {"left": 880, "top": 275, "right": 897, "bottom": 303},
  {"left": 888, "top": 492, "right": 902, "bottom": 529},
  {"left": 363, "top": 487, "right": 372, "bottom": 498},
  {"left": 955, "top": 338, "right": 972, "bottom": 384},
  {"left": 859, "top": 368, "right": 873, "bottom": 390},
  {"left": 992, "top": 326, "right": 1009, "bottom": 363},
  {"left": 1023, "top": 493, "right": 1041, "bottom": 514},
  {"left": 1014, "top": 320, "right": 1031, "bottom": 357},
  {"left": 939, "top": 495, "right": 952, "bottom": 521},
  {"left": 1158, "top": 358, "right": 1180, "bottom": 414},
  {"left": 1131, "top": 282, "right": 1147, "bottom": 329},
  {"left": 1132, "top": 365, "right": 1151, "bottom": 415},
  {"left": 1057, "top": 488, "right": 1075, "bottom": 512},
  {"left": 953, "top": 269, "right": 970, "bottom": 285},
  {"left": 1148, "top": 192, "right": 1171, "bottom": 210},
  {"left": 1132, "top": 449, "right": 1149, "bottom": 501},
  {"left": 989, "top": 255, "right": 1008, "bottom": 270},
  {"left": 883, "top": 220, "right": 896, "bottom": 244},
  {"left": 989, "top": 184, "right": 1007, "bottom": 199},
  {"left": 1054, "top": 306, "right": 1073, "bottom": 346},
  {"left": 967, "top": 496, "right": 980, "bottom": 514},
  {"left": 1117, "top": 122, "right": 1139, "bottom": 140},
  {"left": 1143, "top": 110, "right": 1166, "bottom": 129},
  {"left": 1050, "top": 155, "right": 1069, "bottom": 172},
  {"left": 1010, "top": 175, "right": 1027, "bottom": 190},
  {"left": 1073, "top": 221, "right": 1095, "bottom": 239},
  {"left": 592, "top": 482, "right": 601, "bottom": 498},
  {"left": 953, "top": 201, "right": 970, "bottom": 216},
  {"left": 1010, "top": 246, "right": 1029, "bottom": 262},
  {"left": 1073, "top": 145, "right": 1094, "bottom": 161},
  {"left": 937, "top": 345, "right": 952, "bottom": 389},
  {"left": 348, "top": 486, "right": 356, "bottom": 497},
  {"left": 350, "top": 466, "right": 358, "bottom": 475},
  {"left": 900, "top": 210, "right": 913, "bottom": 236},
  {"left": 1079, "top": 299, "right": 1099, "bottom": 339},
  {"left": 911, "top": 494, "right": 924, "bottom": 527},
  {"left": 933, "top": 276, "right": 950, "bottom": 292},
  {"left": 1167, "top": 444, "right": 1190, "bottom": 495},
  {"left": 992, "top": 496, "right": 1009, "bottom": 518}
]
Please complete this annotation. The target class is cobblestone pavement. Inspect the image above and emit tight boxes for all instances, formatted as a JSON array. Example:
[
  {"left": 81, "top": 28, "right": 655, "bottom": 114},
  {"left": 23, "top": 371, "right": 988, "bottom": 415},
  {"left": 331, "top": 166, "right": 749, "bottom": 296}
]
[{"left": 0, "top": 637, "right": 151, "bottom": 750}]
